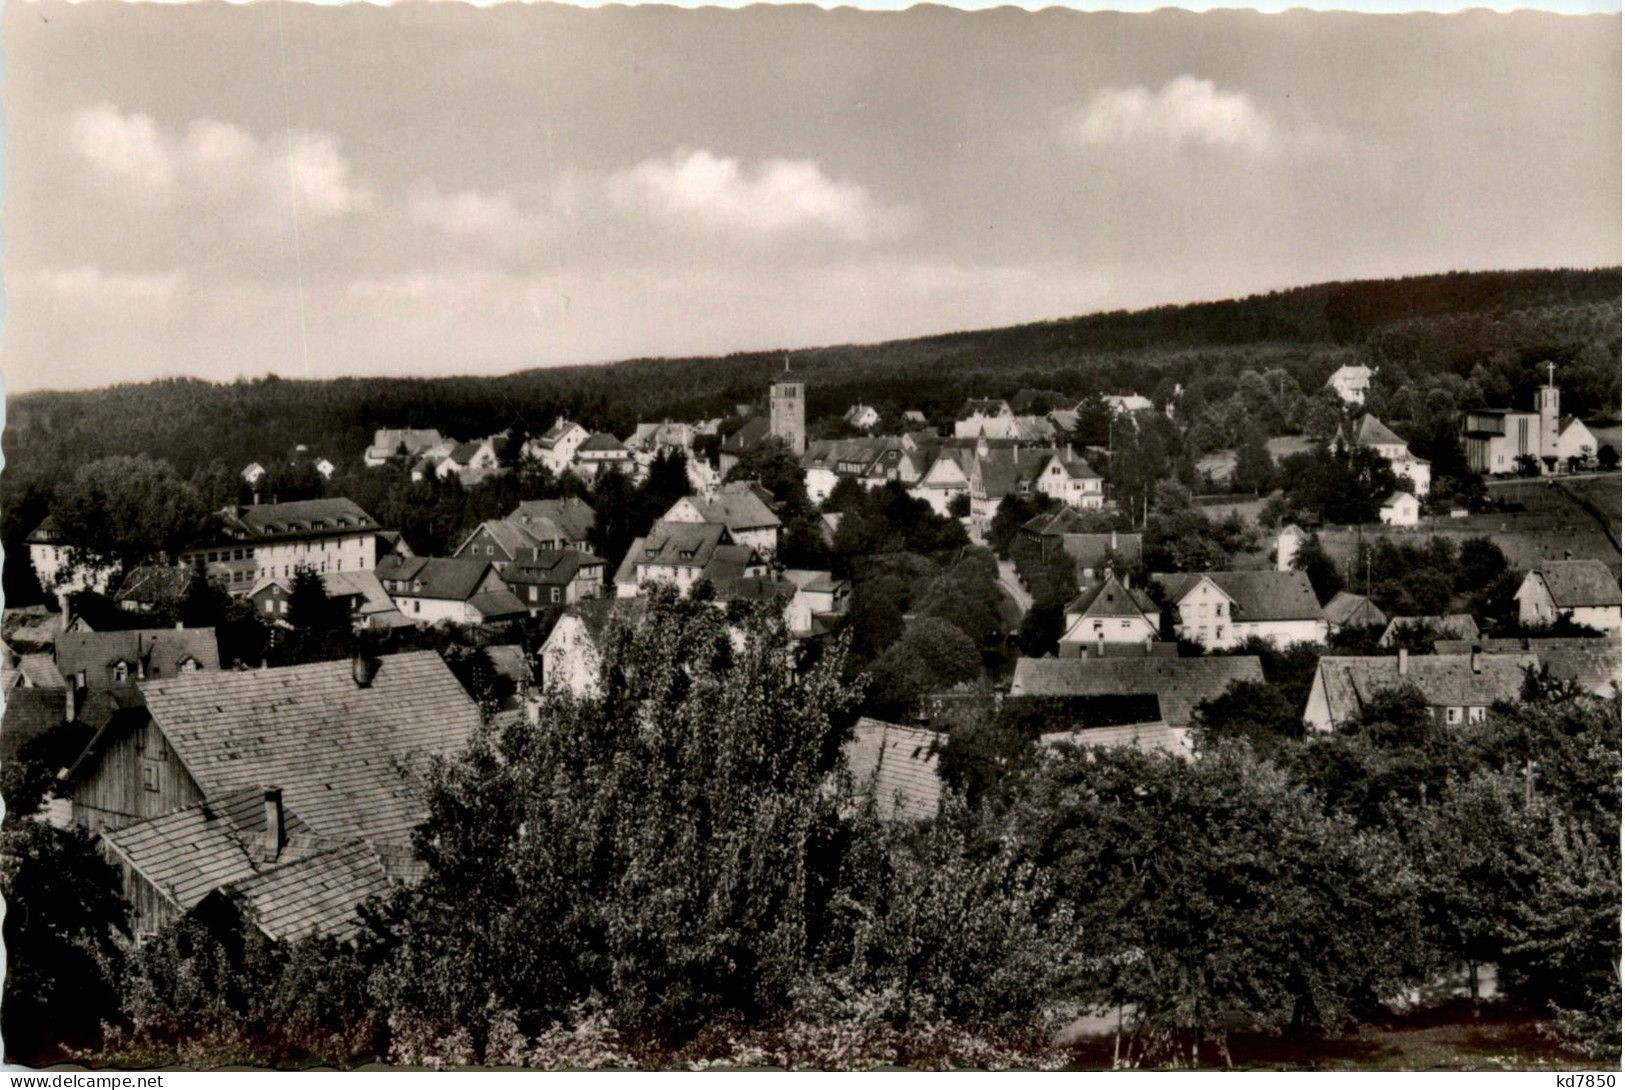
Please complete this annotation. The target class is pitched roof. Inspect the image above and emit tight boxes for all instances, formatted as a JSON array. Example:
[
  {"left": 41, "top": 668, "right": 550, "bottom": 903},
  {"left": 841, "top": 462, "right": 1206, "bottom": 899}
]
[
  {"left": 1314, "top": 653, "right": 1536, "bottom": 724},
  {"left": 1024, "top": 507, "right": 1100, "bottom": 538},
  {"left": 376, "top": 556, "right": 495, "bottom": 601},
  {"left": 1380, "top": 614, "right": 1480, "bottom": 644},
  {"left": 508, "top": 498, "right": 596, "bottom": 542},
  {"left": 25, "top": 515, "right": 64, "bottom": 544},
  {"left": 782, "top": 569, "right": 841, "bottom": 594},
  {"left": 1526, "top": 560, "right": 1622, "bottom": 608},
  {"left": 137, "top": 651, "right": 481, "bottom": 847},
  {"left": 534, "top": 418, "right": 585, "bottom": 447},
  {"left": 1059, "top": 532, "right": 1143, "bottom": 571},
  {"left": 6, "top": 652, "right": 66, "bottom": 690},
  {"left": 368, "top": 428, "right": 444, "bottom": 458},
  {"left": 1152, "top": 570, "right": 1324, "bottom": 623},
  {"left": 680, "top": 482, "right": 782, "bottom": 530},
  {"left": 721, "top": 416, "right": 773, "bottom": 453},
  {"left": 577, "top": 431, "right": 628, "bottom": 454},
  {"left": 558, "top": 596, "right": 650, "bottom": 646},
  {"left": 500, "top": 549, "right": 606, "bottom": 586},
  {"left": 1435, "top": 637, "right": 1621, "bottom": 697},
  {"left": 1352, "top": 414, "right": 1408, "bottom": 448},
  {"left": 844, "top": 718, "right": 943, "bottom": 820},
  {"left": 101, "top": 787, "right": 322, "bottom": 915},
  {"left": 448, "top": 440, "right": 485, "bottom": 465},
  {"left": 212, "top": 841, "right": 393, "bottom": 942},
  {"left": 1380, "top": 491, "right": 1418, "bottom": 509},
  {"left": 1065, "top": 574, "right": 1157, "bottom": 620},
  {"left": 484, "top": 644, "right": 534, "bottom": 686},
  {"left": 1323, "top": 591, "right": 1388, "bottom": 630},
  {"left": 215, "top": 499, "right": 378, "bottom": 544},
  {"left": 468, "top": 588, "right": 529, "bottom": 622},
  {"left": 0, "top": 687, "right": 67, "bottom": 763},
  {"left": 114, "top": 565, "right": 194, "bottom": 606},
  {"left": 1009, "top": 655, "right": 1264, "bottom": 728},
  {"left": 1040, "top": 722, "right": 1190, "bottom": 757},
  {"left": 56, "top": 629, "right": 221, "bottom": 684}
]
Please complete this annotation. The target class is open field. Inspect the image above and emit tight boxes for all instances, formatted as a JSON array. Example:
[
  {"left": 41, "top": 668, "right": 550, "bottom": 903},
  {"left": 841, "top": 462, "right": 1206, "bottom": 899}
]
[
  {"left": 1305, "top": 473, "right": 1621, "bottom": 580},
  {"left": 1196, "top": 436, "right": 1320, "bottom": 484}
]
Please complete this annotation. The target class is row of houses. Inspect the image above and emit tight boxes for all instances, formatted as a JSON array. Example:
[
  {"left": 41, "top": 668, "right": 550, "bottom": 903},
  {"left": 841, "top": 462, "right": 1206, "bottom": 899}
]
[{"left": 850, "top": 634, "right": 1621, "bottom": 821}]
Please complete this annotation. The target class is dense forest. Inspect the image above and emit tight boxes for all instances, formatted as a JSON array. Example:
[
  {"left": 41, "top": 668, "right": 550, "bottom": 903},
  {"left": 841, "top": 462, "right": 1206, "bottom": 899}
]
[{"left": 3, "top": 266, "right": 1618, "bottom": 576}]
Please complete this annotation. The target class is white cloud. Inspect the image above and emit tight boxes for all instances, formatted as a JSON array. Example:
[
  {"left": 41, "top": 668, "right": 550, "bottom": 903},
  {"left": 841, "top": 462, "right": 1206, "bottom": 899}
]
[
  {"left": 605, "top": 149, "right": 918, "bottom": 244},
  {"left": 23, "top": 266, "right": 186, "bottom": 315},
  {"left": 69, "top": 104, "right": 176, "bottom": 194},
  {"left": 67, "top": 104, "right": 371, "bottom": 218},
  {"left": 408, "top": 185, "right": 528, "bottom": 238},
  {"left": 1077, "top": 76, "right": 1334, "bottom": 155}
]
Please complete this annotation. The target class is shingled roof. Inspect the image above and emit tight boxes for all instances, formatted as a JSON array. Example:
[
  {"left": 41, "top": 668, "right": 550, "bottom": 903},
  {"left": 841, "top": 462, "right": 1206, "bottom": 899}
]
[
  {"left": 508, "top": 498, "right": 597, "bottom": 543},
  {"left": 1009, "top": 655, "right": 1264, "bottom": 728},
  {"left": 104, "top": 787, "right": 393, "bottom": 942},
  {"left": 1351, "top": 414, "right": 1408, "bottom": 449},
  {"left": 1380, "top": 614, "right": 1480, "bottom": 646},
  {"left": 1436, "top": 636, "right": 1621, "bottom": 697},
  {"left": 1065, "top": 573, "right": 1157, "bottom": 620},
  {"left": 675, "top": 482, "right": 782, "bottom": 531},
  {"left": 1313, "top": 653, "right": 1536, "bottom": 726},
  {"left": 376, "top": 556, "right": 496, "bottom": 601},
  {"left": 844, "top": 718, "right": 944, "bottom": 821},
  {"left": 114, "top": 565, "right": 195, "bottom": 607},
  {"left": 138, "top": 652, "right": 481, "bottom": 848},
  {"left": 216, "top": 499, "right": 378, "bottom": 544},
  {"left": 1525, "top": 560, "right": 1622, "bottom": 609},
  {"left": 1153, "top": 570, "right": 1324, "bottom": 623},
  {"left": 209, "top": 842, "right": 393, "bottom": 942},
  {"left": 1323, "top": 591, "right": 1388, "bottom": 630},
  {"left": 57, "top": 629, "right": 220, "bottom": 687},
  {"left": 1059, "top": 532, "right": 1143, "bottom": 573},
  {"left": 0, "top": 687, "right": 67, "bottom": 763}
]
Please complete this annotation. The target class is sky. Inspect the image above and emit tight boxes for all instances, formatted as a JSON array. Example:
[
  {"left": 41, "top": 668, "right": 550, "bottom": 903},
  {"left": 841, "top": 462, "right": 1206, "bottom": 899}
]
[{"left": 1, "top": 2, "right": 1618, "bottom": 393}]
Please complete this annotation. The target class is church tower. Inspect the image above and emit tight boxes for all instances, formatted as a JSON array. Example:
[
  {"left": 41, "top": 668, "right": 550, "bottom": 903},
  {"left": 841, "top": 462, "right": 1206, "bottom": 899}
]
[
  {"left": 770, "top": 374, "right": 806, "bottom": 456},
  {"left": 1538, "top": 361, "right": 1561, "bottom": 469}
]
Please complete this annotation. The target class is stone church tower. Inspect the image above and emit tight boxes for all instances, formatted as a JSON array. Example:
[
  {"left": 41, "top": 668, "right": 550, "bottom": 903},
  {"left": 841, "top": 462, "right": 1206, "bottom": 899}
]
[{"left": 770, "top": 376, "right": 806, "bottom": 456}]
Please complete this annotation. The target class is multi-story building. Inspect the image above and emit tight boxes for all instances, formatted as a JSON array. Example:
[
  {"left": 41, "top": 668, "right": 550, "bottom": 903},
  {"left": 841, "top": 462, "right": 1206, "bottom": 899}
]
[
  {"left": 1151, "top": 570, "right": 1328, "bottom": 650},
  {"left": 179, "top": 499, "right": 383, "bottom": 595}
]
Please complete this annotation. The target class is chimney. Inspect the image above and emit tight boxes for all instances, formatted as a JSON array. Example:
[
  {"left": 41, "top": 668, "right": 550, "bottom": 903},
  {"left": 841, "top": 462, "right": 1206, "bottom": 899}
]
[
  {"left": 352, "top": 652, "right": 381, "bottom": 689},
  {"left": 262, "top": 788, "right": 285, "bottom": 862},
  {"left": 1470, "top": 644, "right": 1483, "bottom": 674},
  {"left": 1398, "top": 647, "right": 1409, "bottom": 676}
]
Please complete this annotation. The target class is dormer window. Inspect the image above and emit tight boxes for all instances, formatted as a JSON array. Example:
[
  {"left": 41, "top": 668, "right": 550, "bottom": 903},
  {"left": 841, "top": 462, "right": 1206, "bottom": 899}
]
[{"left": 112, "top": 661, "right": 130, "bottom": 683}]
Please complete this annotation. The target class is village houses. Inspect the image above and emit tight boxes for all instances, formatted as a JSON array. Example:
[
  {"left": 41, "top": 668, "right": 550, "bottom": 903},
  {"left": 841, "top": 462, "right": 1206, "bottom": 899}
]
[
  {"left": 179, "top": 498, "right": 385, "bottom": 594},
  {"left": 1514, "top": 559, "right": 1623, "bottom": 631},
  {"left": 1150, "top": 569, "right": 1328, "bottom": 650}
]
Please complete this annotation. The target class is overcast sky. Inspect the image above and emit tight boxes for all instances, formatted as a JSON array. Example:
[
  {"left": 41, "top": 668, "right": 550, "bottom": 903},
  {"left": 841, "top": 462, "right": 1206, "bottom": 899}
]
[{"left": 2, "top": 3, "right": 1618, "bottom": 394}]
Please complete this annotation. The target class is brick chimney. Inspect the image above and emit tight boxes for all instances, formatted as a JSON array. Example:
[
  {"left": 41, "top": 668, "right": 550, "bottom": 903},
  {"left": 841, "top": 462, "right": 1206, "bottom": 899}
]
[
  {"left": 262, "top": 788, "right": 285, "bottom": 862},
  {"left": 1398, "top": 647, "right": 1409, "bottom": 676}
]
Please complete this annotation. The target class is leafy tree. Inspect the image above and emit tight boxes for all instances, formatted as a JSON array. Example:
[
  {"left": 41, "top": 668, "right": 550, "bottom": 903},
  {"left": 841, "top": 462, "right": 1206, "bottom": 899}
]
[
  {"left": 1598, "top": 444, "right": 1619, "bottom": 472},
  {"left": 868, "top": 617, "right": 982, "bottom": 719},
  {"left": 1192, "top": 679, "right": 1301, "bottom": 756},
  {"left": 286, "top": 566, "right": 341, "bottom": 633},
  {"left": 371, "top": 590, "right": 861, "bottom": 1057},
  {"left": 1015, "top": 745, "right": 1423, "bottom": 1065},
  {"left": 50, "top": 455, "right": 211, "bottom": 576},
  {"left": 988, "top": 494, "right": 1049, "bottom": 559},
  {"left": 1, "top": 823, "right": 130, "bottom": 1065},
  {"left": 0, "top": 722, "right": 92, "bottom": 821},
  {"left": 1291, "top": 531, "right": 1343, "bottom": 604},
  {"left": 1231, "top": 426, "right": 1276, "bottom": 495},
  {"left": 443, "top": 645, "right": 518, "bottom": 720}
]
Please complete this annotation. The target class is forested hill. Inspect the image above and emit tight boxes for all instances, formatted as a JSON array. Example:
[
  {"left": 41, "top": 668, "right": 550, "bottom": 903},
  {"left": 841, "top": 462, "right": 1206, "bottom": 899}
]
[{"left": 4, "top": 266, "right": 1619, "bottom": 529}]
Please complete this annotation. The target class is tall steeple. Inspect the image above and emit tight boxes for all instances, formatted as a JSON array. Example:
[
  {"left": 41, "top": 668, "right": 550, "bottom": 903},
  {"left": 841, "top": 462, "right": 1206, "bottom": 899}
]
[{"left": 1538, "top": 360, "right": 1561, "bottom": 470}]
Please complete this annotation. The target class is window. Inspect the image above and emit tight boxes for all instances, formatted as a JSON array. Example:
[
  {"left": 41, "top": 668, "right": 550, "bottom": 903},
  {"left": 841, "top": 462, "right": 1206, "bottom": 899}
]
[
  {"left": 1468, "top": 706, "right": 1486, "bottom": 724},
  {"left": 529, "top": 586, "right": 539, "bottom": 602},
  {"left": 112, "top": 661, "right": 129, "bottom": 683},
  {"left": 141, "top": 760, "right": 160, "bottom": 793},
  {"left": 1215, "top": 625, "right": 1225, "bottom": 640},
  {"left": 413, "top": 601, "right": 421, "bottom": 614},
  {"left": 551, "top": 587, "right": 561, "bottom": 603},
  {"left": 1446, "top": 706, "right": 1461, "bottom": 724}
]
